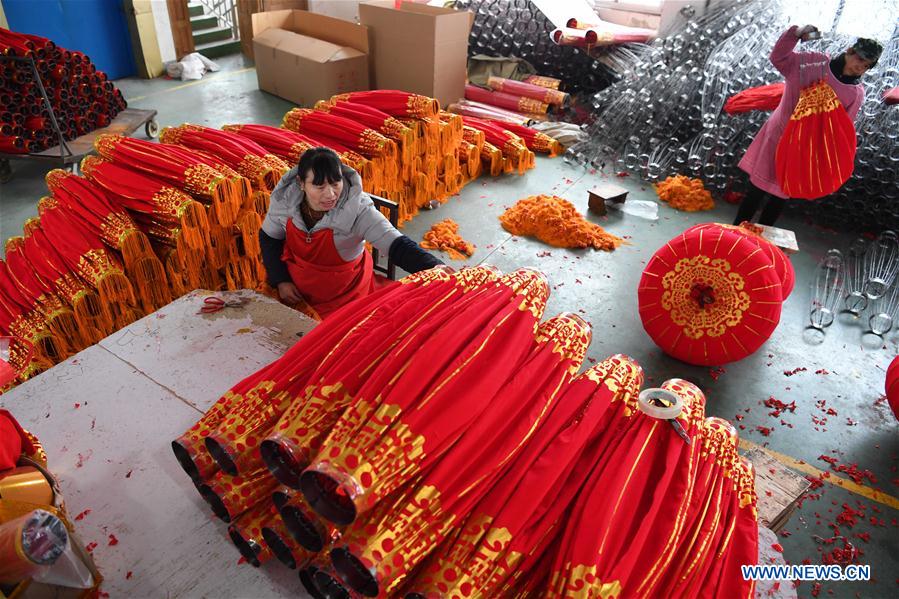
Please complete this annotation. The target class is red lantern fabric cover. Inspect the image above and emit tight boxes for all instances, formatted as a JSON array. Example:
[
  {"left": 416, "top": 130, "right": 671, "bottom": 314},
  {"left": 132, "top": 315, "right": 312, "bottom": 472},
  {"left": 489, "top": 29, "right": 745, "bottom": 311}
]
[
  {"left": 775, "top": 80, "right": 856, "bottom": 200},
  {"left": 885, "top": 355, "right": 899, "bottom": 421},
  {"left": 638, "top": 224, "right": 783, "bottom": 366}
]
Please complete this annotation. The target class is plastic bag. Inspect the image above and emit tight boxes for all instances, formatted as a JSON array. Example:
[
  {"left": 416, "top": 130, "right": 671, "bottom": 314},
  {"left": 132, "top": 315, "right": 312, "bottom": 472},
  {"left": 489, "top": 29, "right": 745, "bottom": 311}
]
[
  {"left": 0, "top": 510, "right": 93, "bottom": 588},
  {"left": 165, "top": 52, "right": 220, "bottom": 81},
  {"left": 0, "top": 337, "right": 14, "bottom": 387}
]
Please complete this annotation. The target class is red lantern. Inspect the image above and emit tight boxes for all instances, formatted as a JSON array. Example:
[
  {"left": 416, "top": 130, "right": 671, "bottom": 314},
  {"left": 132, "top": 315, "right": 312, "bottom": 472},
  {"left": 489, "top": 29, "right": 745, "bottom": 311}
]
[
  {"left": 638, "top": 224, "right": 784, "bottom": 366},
  {"left": 686, "top": 223, "right": 795, "bottom": 300},
  {"left": 885, "top": 356, "right": 899, "bottom": 421},
  {"left": 775, "top": 80, "right": 856, "bottom": 200}
]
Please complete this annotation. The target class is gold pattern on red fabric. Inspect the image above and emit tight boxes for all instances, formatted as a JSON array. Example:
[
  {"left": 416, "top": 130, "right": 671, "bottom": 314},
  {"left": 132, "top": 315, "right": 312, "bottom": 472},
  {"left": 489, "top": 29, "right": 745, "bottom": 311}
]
[
  {"left": 317, "top": 397, "right": 425, "bottom": 513},
  {"left": 548, "top": 564, "right": 622, "bottom": 598},
  {"left": 516, "top": 96, "right": 549, "bottom": 114},
  {"left": 150, "top": 187, "right": 196, "bottom": 219},
  {"left": 536, "top": 313, "right": 593, "bottom": 374},
  {"left": 661, "top": 255, "right": 750, "bottom": 339},
  {"left": 183, "top": 163, "right": 226, "bottom": 197},
  {"left": 789, "top": 80, "right": 841, "bottom": 120}
]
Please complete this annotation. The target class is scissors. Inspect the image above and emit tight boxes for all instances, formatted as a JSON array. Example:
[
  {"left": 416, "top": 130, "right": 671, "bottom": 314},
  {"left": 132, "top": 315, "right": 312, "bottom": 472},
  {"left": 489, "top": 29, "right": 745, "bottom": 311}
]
[{"left": 197, "top": 295, "right": 246, "bottom": 314}]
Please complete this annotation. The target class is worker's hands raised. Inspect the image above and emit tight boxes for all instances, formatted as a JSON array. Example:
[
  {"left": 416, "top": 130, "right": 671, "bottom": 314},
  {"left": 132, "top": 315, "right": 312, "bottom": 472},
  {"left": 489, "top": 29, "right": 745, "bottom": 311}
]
[
  {"left": 277, "top": 281, "right": 304, "bottom": 305},
  {"left": 795, "top": 25, "right": 820, "bottom": 41}
]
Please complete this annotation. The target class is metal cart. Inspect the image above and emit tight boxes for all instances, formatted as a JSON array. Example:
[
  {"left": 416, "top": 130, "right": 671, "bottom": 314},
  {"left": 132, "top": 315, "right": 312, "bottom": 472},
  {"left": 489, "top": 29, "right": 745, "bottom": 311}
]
[{"left": 0, "top": 55, "right": 158, "bottom": 183}]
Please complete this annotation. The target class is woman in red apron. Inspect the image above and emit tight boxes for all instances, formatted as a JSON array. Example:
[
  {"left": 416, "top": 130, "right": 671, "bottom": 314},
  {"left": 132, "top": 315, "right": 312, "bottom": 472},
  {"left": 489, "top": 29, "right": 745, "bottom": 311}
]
[
  {"left": 733, "top": 27, "right": 882, "bottom": 226},
  {"left": 259, "top": 148, "right": 443, "bottom": 318}
]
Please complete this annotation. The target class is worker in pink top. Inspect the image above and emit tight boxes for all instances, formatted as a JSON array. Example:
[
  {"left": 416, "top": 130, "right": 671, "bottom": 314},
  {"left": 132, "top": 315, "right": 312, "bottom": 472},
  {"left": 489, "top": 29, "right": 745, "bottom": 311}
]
[{"left": 733, "top": 25, "right": 882, "bottom": 226}]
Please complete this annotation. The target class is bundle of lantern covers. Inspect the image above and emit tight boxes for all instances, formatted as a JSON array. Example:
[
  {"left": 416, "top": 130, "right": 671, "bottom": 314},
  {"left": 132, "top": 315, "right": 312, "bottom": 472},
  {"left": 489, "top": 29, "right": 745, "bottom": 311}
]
[
  {"left": 172, "top": 265, "right": 759, "bottom": 598},
  {"left": 0, "top": 85, "right": 566, "bottom": 391},
  {"left": 564, "top": 0, "right": 899, "bottom": 232}
]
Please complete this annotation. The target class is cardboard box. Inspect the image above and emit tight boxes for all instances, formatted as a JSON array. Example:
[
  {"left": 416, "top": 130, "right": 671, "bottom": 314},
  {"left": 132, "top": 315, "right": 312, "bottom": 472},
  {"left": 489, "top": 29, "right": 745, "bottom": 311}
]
[
  {"left": 124, "top": 0, "right": 165, "bottom": 78},
  {"left": 359, "top": 1, "right": 473, "bottom": 109},
  {"left": 252, "top": 10, "right": 369, "bottom": 107},
  {"left": 239, "top": 0, "right": 309, "bottom": 59}
]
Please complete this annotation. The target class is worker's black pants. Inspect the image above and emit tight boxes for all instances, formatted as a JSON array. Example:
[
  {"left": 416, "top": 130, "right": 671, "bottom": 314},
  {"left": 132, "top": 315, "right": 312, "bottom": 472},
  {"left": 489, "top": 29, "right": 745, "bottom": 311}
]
[{"left": 732, "top": 184, "right": 787, "bottom": 226}]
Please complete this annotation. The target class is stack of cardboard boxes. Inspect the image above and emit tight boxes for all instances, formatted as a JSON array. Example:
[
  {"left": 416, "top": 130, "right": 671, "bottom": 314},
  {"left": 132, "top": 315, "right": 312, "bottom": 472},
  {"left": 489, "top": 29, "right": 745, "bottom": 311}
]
[{"left": 250, "top": 1, "right": 473, "bottom": 109}]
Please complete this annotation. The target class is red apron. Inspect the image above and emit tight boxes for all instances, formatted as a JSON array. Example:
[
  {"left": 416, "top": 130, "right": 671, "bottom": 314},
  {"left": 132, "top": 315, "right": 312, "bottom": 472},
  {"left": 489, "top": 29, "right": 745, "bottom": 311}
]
[{"left": 282, "top": 219, "right": 393, "bottom": 318}]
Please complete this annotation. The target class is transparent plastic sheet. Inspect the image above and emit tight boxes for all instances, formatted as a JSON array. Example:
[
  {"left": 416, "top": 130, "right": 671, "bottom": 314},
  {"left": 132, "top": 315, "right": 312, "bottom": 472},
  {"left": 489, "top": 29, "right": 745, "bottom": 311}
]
[
  {"left": 0, "top": 337, "right": 14, "bottom": 386},
  {"left": 607, "top": 198, "right": 659, "bottom": 220},
  {"left": 0, "top": 509, "right": 93, "bottom": 588}
]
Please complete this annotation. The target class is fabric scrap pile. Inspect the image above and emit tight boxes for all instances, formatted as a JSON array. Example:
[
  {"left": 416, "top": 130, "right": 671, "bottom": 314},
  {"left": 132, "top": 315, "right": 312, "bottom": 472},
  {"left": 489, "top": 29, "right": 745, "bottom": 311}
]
[{"left": 172, "top": 265, "right": 758, "bottom": 598}]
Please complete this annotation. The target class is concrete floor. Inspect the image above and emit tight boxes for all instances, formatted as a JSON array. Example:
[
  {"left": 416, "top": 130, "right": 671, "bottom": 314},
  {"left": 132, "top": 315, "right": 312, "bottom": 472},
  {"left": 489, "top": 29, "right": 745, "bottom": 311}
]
[{"left": 1, "top": 55, "right": 896, "bottom": 597}]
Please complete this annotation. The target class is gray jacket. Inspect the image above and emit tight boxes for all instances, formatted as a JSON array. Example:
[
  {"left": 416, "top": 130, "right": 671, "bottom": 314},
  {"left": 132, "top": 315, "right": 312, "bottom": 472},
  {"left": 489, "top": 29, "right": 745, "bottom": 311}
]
[{"left": 261, "top": 165, "right": 401, "bottom": 261}]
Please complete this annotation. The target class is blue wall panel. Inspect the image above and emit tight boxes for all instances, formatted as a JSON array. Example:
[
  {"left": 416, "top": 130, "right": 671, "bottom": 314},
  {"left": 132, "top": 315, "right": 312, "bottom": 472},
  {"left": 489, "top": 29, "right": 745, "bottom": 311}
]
[{"left": 4, "top": 0, "right": 135, "bottom": 79}]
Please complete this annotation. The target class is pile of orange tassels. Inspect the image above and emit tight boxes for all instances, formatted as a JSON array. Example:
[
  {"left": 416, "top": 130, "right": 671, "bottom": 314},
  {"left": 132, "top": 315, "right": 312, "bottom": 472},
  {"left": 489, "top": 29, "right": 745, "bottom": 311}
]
[
  {"left": 655, "top": 174, "right": 715, "bottom": 212},
  {"left": 420, "top": 218, "right": 475, "bottom": 260},
  {"left": 500, "top": 194, "right": 624, "bottom": 251}
]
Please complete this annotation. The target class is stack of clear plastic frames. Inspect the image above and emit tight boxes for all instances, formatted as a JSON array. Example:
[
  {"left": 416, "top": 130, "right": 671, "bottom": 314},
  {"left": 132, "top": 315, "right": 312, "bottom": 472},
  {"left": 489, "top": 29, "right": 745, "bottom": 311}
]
[
  {"left": 867, "top": 279, "right": 899, "bottom": 335},
  {"left": 563, "top": 0, "right": 899, "bottom": 232},
  {"left": 842, "top": 238, "right": 870, "bottom": 314},
  {"left": 810, "top": 249, "right": 845, "bottom": 330},
  {"left": 863, "top": 230, "right": 899, "bottom": 299}
]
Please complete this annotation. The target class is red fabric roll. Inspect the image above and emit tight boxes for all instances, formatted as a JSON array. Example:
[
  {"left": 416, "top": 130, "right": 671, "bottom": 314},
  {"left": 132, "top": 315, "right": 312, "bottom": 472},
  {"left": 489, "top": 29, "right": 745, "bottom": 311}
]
[
  {"left": 638, "top": 224, "right": 783, "bottom": 366},
  {"left": 301, "top": 269, "right": 550, "bottom": 525},
  {"left": 487, "top": 76, "right": 568, "bottom": 106},
  {"left": 331, "top": 90, "right": 439, "bottom": 118},
  {"left": 723, "top": 82, "right": 785, "bottom": 115},
  {"left": 465, "top": 84, "right": 549, "bottom": 115}
]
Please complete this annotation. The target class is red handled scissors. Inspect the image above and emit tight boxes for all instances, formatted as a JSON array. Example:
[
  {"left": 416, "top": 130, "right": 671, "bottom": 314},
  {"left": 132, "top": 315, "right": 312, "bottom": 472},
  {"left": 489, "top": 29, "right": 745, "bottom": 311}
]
[{"left": 197, "top": 295, "right": 246, "bottom": 314}]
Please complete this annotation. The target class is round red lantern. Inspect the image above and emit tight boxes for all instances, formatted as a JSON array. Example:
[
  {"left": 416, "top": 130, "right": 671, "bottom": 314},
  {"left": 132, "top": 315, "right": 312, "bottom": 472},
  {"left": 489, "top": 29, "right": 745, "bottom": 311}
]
[
  {"left": 638, "top": 224, "right": 784, "bottom": 366},
  {"left": 885, "top": 356, "right": 899, "bottom": 421},
  {"left": 686, "top": 223, "right": 795, "bottom": 300}
]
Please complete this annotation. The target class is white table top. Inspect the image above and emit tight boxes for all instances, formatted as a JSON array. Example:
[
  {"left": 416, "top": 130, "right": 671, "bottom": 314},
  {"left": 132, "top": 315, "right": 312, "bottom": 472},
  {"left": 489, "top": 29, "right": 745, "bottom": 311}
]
[{"left": 1, "top": 290, "right": 318, "bottom": 598}]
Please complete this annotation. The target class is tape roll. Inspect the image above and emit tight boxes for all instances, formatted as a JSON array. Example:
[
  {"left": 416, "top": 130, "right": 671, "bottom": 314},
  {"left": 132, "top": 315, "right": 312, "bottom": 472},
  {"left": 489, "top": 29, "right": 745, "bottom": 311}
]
[{"left": 637, "top": 388, "right": 683, "bottom": 420}]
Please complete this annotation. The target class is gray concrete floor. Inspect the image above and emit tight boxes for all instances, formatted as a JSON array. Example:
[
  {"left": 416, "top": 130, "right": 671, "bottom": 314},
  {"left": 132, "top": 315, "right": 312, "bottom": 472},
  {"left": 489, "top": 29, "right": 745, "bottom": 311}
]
[{"left": 0, "top": 56, "right": 896, "bottom": 597}]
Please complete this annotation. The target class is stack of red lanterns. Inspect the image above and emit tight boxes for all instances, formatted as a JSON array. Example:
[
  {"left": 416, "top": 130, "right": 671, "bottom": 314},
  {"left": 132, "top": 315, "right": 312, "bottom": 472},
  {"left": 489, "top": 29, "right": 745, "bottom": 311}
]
[{"left": 0, "top": 27, "right": 127, "bottom": 154}]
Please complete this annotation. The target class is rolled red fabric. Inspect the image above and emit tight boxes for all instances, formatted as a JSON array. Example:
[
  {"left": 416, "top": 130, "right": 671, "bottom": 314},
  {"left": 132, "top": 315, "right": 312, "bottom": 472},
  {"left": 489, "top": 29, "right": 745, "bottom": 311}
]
[
  {"left": 723, "top": 82, "right": 785, "bottom": 115},
  {"left": 94, "top": 134, "right": 243, "bottom": 227},
  {"left": 487, "top": 76, "right": 568, "bottom": 107},
  {"left": 159, "top": 124, "right": 289, "bottom": 192},
  {"left": 331, "top": 90, "right": 439, "bottom": 118},
  {"left": 329, "top": 312, "right": 591, "bottom": 596},
  {"left": 465, "top": 83, "right": 549, "bottom": 115}
]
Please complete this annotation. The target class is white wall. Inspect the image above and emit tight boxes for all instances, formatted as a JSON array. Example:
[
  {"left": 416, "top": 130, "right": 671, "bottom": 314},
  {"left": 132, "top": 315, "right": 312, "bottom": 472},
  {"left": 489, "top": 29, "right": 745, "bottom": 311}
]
[
  {"left": 150, "top": 0, "right": 177, "bottom": 63},
  {"left": 307, "top": 0, "right": 361, "bottom": 23}
]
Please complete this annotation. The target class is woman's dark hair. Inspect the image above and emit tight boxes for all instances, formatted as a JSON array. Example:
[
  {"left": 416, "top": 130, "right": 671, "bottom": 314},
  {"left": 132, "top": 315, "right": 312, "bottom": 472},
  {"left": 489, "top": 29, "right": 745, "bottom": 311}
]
[{"left": 297, "top": 147, "right": 343, "bottom": 185}]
